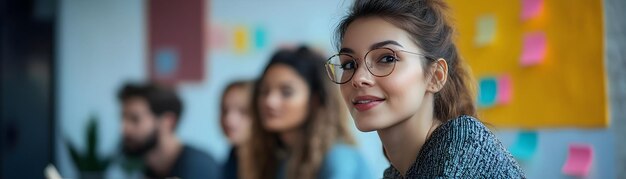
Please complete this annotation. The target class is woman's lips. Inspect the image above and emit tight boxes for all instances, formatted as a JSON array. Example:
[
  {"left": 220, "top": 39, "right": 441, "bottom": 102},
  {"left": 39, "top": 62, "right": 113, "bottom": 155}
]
[{"left": 352, "top": 95, "right": 385, "bottom": 111}]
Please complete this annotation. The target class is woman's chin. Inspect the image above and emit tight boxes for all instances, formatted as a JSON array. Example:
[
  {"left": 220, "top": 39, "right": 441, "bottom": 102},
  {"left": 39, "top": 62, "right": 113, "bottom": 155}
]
[
  {"left": 354, "top": 119, "right": 383, "bottom": 132},
  {"left": 261, "top": 121, "right": 284, "bottom": 133},
  {"left": 351, "top": 112, "right": 388, "bottom": 132},
  {"left": 356, "top": 125, "right": 377, "bottom": 132}
]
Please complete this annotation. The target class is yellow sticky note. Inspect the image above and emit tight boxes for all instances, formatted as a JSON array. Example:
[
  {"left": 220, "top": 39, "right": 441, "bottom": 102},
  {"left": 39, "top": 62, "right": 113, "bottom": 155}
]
[{"left": 233, "top": 26, "right": 249, "bottom": 54}]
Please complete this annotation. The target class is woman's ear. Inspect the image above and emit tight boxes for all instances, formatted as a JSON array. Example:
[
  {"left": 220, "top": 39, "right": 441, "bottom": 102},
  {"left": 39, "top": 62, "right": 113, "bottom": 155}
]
[{"left": 427, "top": 58, "right": 448, "bottom": 93}]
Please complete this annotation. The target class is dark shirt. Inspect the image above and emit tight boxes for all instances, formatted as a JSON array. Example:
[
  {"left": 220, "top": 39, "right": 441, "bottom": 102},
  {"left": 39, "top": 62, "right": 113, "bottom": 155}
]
[
  {"left": 383, "top": 115, "right": 525, "bottom": 178},
  {"left": 145, "top": 145, "right": 220, "bottom": 179},
  {"left": 222, "top": 147, "right": 238, "bottom": 179}
]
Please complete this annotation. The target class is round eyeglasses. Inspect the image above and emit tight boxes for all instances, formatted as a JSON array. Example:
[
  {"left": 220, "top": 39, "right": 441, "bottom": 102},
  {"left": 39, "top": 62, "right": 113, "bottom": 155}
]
[{"left": 324, "top": 47, "right": 429, "bottom": 84}]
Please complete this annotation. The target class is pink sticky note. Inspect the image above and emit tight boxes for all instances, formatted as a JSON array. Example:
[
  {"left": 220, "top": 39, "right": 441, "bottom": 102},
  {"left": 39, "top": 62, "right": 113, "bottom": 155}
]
[
  {"left": 497, "top": 75, "right": 512, "bottom": 104},
  {"left": 521, "top": 0, "right": 543, "bottom": 20},
  {"left": 207, "top": 25, "right": 228, "bottom": 50},
  {"left": 520, "top": 32, "right": 546, "bottom": 67},
  {"left": 562, "top": 144, "right": 593, "bottom": 177}
]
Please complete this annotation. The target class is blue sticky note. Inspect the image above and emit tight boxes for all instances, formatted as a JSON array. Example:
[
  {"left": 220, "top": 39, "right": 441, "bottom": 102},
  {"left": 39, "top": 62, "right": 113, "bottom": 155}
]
[
  {"left": 155, "top": 48, "right": 178, "bottom": 77},
  {"left": 478, "top": 77, "right": 498, "bottom": 107},
  {"left": 509, "top": 131, "right": 538, "bottom": 161},
  {"left": 254, "top": 26, "right": 267, "bottom": 50}
]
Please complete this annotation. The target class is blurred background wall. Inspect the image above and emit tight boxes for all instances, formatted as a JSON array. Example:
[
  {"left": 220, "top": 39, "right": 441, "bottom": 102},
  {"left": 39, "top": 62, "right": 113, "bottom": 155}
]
[
  {"left": 55, "top": 0, "right": 390, "bottom": 178},
  {"left": 1, "top": 0, "right": 625, "bottom": 178}
]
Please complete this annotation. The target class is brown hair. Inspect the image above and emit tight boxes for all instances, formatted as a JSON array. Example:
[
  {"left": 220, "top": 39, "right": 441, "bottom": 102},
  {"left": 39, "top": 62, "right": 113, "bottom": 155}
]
[
  {"left": 245, "top": 46, "right": 355, "bottom": 179},
  {"left": 335, "top": 0, "right": 477, "bottom": 121},
  {"left": 219, "top": 80, "right": 253, "bottom": 118}
]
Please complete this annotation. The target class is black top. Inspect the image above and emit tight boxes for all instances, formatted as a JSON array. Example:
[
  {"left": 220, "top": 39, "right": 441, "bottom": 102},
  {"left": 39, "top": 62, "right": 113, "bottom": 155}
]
[
  {"left": 222, "top": 147, "right": 238, "bottom": 179},
  {"left": 145, "top": 145, "right": 220, "bottom": 179},
  {"left": 383, "top": 115, "right": 525, "bottom": 178}
]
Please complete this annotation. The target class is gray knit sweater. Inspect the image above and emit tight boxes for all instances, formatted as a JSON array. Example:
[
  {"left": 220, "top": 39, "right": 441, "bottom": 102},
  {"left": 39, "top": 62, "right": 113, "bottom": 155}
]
[{"left": 383, "top": 115, "right": 525, "bottom": 178}]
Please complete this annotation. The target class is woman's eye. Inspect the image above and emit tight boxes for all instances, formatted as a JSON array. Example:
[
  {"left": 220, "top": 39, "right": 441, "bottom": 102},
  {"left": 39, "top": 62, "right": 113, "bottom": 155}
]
[
  {"left": 281, "top": 88, "right": 293, "bottom": 98},
  {"left": 378, "top": 55, "right": 397, "bottom": 63},
  {"left": 341, "top": 61, "right": 356, "bottom": 70}
]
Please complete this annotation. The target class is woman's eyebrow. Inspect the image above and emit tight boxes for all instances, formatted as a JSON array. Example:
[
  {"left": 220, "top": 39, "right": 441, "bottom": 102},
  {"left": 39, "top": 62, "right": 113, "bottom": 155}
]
[
  {"left": 370, "top": 40, "right": 403, "bottom": 50},
  {"left": 339, "top": 47, "right": 354, "bottom": 54},
  {"left": 339, "top": 40, "right": 404, "bottom": 54}
]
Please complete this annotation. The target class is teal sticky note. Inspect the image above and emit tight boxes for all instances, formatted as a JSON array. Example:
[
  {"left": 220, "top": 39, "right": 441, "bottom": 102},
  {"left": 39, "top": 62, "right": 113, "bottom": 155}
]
[
  {"left": 509, "top": 131, "right": 538, "bottom": 161},
  {"left": 478, "top": 77, "right": 498, "bottom": 107},
  {"left": 254, "top": 26, "right": 267, "bottom": 50}
]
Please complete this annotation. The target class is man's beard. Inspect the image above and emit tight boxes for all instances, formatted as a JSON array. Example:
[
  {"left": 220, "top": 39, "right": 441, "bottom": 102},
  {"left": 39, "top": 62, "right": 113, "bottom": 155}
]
[{"left": 122, "top": 128, "right": 159, "bottom": 157}]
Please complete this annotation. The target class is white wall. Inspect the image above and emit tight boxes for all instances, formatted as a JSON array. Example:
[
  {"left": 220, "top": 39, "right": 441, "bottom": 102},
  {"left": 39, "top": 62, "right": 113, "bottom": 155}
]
[
  {"left": 605, "top": 0, "right": 626, "bottom": 178},
  {"left": 56, "top": 0, "right": 618, "bottom": 178},
  {"left": 57, "top": 0, "right": 146, "bottom": 178}
]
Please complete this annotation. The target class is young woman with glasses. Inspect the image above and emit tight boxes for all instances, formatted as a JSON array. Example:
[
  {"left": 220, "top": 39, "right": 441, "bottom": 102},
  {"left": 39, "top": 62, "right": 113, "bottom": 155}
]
[{"left": 325, "top": 0, "right": 525, "bottom": 178}]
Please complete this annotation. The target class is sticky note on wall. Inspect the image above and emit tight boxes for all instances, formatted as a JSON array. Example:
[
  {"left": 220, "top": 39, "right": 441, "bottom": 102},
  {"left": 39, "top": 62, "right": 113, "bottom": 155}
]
[
  {"left": 155, "top": 48, "right": 179, "bottom": 77},
  {"left": 478, "top": 77, "right": 498, "bottom": 107},
  {"left": 479, "top": 75, "right": 513, "bottom": 107},
  {"left": 254, "top": 26, "right": 267, "bottom": 50},
  {"left": 233, "top": 26, "right": 250, "bottom": 54},
  {"left": 521, "top": 0, "right": 543, "bottom": 20},
  {"left": 497, "top": 74, "right": 512, "bottom": 105},
  {"left": 475, "top": 14, "right": 497, "bottom": 47},
  {"left": 520, "top": 32, "right": 547, "bottom": 67},
  {"left": 509, "top": 131, "right": 538, "bottom": 161},
  {"left": 208, "top": 25, "right": 228, "bottom": 50},
  {"left": 562, "top": 144, "right": 594, "bottom": 177}
]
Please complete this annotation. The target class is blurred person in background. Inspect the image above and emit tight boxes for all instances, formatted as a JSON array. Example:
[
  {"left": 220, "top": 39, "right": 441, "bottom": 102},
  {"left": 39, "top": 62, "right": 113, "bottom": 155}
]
[
  {"left": 219, "top": 80, "right": 254, "bottom": 179},
  {"left": 245, "top": 46, "right": 371, "bottom": 179},
  {"left": 118, "top": 82, "right": 220, "bottom": 179},
  {"left": 326, "top": 0, "right": 524, "bottom": 178}
]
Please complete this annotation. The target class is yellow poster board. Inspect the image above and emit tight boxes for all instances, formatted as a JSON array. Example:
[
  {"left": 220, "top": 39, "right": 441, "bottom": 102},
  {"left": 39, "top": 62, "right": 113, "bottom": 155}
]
[{"left": 446, "top": 0, "right": 607, "bottom": 128}]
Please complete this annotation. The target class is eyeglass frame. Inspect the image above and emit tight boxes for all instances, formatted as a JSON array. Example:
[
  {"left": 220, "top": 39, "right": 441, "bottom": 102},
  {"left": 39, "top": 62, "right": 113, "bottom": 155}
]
[{"left": 324, "top": 47, "right": 432, "bottom": 84}]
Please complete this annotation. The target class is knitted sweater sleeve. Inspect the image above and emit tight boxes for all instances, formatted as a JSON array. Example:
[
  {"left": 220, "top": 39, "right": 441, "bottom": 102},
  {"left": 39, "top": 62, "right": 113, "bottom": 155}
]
[{"left": 427, "top": 116, "right": 525, "bottom": 178}]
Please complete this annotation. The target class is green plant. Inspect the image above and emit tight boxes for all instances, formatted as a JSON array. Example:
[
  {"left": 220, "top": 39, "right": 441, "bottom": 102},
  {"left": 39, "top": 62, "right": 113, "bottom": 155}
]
[
  {"left": 120, "top": 155, "right": 143, "bottom": 176},
  {"left": 66, "top": 115, "right": 111, "bottom": 172}
]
